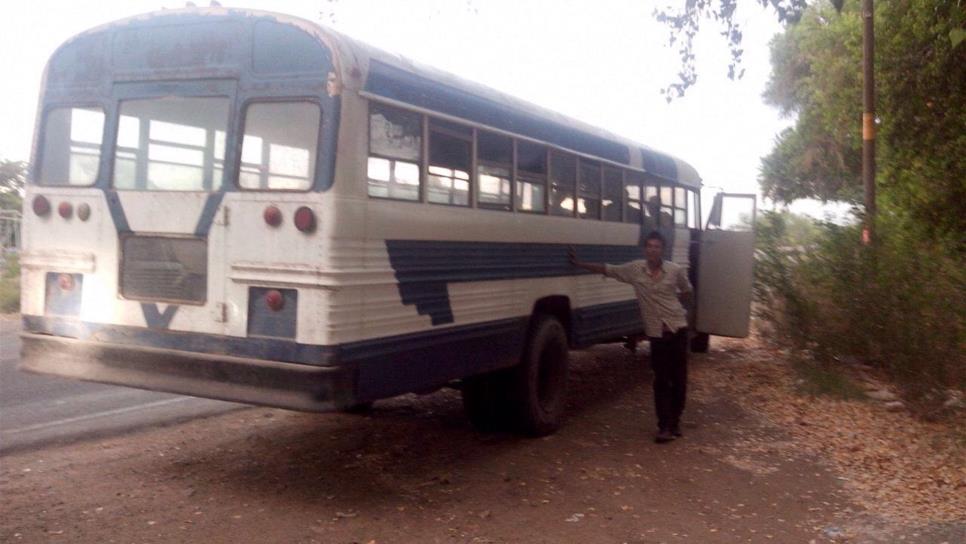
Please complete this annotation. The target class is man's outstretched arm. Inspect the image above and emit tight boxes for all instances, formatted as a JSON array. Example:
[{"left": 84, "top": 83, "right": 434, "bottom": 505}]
[{"left": 569, "top": 246, "right": 607, "bottom": 275}]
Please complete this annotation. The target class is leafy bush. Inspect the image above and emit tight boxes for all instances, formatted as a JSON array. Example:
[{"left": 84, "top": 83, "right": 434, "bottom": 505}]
[
  {"left": 755, "top": 211, "right": 965, "bottom": 416},
  {"left": 0, "top": 253, "right": 19, "bottom": 313}
]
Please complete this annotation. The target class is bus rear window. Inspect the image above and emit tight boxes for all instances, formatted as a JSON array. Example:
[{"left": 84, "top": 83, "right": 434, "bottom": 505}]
[
  {"left": 39, "top": 107, "right": 105, "bottom": 186},
  {"left": 240, "top": 101, "right": 321, "bottom": 191},
  {"left": 114, "top": 97, "right": 229, "bottom": 191}
]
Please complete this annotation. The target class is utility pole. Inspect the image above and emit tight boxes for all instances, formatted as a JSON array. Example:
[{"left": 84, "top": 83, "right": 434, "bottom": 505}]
[{"left": 861, "top": 0, "right": 876, "bottom": 244}]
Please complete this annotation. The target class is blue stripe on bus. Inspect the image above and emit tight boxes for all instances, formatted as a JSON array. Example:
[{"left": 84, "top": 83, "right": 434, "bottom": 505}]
[
  {"left": 573, "top": 299, "right": 643, "bottom": 346},
  {"left": 385, "top": 240, "right": 643, "bottom": 326},
  {"left": 365, "top": 60, "right": 631, "bottom": 166},
  {"left": 193, "top": 192, "right": 226, "bottom": 237},
  {"left": 103, "top": 190, "right": 131, "bottom": 233},
  {"left": 140, "top": 303, "right": 178, "bottom": 330}
]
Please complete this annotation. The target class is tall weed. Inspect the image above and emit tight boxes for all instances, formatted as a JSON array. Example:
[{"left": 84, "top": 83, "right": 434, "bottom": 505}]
[{"left": 755, "top": 211, "right": 965, "bottom": 415}]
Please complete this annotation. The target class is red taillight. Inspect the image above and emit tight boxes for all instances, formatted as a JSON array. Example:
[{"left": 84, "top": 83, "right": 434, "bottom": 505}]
[
  {"left": 77, "top": 203, "right": 91, "bottom": 221},
  {"left": 263, "top": 205, "right": 283, "bottom": 227},
  {"left": 58, "top": 202, "right": 73, "bottom": 219},
  {"left": 264, "top": 289, "right": 285, "bottom": 312},
  {"left": 58, "top": 273, "right": 75, "bottom": 291},
  {"left": 294, "top": 206, "right": 316, "bottom": 233},
  {"left": 32, "top": 195, "right": 51, "bottom": 217}
]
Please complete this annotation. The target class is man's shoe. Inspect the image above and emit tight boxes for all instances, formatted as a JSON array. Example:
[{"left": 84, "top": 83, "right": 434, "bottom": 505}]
[
  {"left": 670, "top": 425, "right": 683, "bottom": 438},
  {"left": 654, "top": 430, "right": 675, "bottom": 443}
]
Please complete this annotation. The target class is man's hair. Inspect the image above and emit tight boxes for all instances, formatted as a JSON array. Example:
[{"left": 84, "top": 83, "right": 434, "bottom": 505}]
[{"left": 644, "top": 230, "right": 666, "bottom": 248}]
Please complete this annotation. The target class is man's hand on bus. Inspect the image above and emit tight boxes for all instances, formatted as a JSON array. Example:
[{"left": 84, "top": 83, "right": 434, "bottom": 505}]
[{"left": 569, "top": 246, "right": 607, "bottom": 275}]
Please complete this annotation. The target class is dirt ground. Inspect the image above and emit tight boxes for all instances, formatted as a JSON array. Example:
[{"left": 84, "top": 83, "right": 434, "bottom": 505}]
[{"left": 1, "top": 338, "right": 963, "bottom": 543}]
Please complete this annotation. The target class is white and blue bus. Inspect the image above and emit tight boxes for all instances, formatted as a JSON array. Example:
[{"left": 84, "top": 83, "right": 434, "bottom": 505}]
[{"left": 20, "top": 8, "right": 756, "bottom": 435}]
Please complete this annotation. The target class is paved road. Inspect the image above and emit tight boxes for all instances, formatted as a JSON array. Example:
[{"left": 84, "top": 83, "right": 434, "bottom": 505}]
[{"left": 0, "top": 316, "right": 243, "bottom": 453}]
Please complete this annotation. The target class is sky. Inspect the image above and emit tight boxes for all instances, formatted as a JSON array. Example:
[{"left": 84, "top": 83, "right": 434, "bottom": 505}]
[{"left": 0, "top": 0, "right": 849, "bottom": 219}]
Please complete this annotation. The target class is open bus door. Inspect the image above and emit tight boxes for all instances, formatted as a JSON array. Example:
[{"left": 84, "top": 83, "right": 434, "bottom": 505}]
[{"left": 695, "top": 193, "right": 757, "bottom": 341}]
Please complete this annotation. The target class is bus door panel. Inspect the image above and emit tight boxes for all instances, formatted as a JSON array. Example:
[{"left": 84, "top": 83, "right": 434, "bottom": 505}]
[{"left": 695, "top": 193, "right": 756, "bottom": 338}]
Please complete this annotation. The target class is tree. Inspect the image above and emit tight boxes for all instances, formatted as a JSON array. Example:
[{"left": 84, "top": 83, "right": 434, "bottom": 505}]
[
  {"left": 760, "top": 0, "right": 966, "bottom": 242},
  {"left": 654, "top": 0, "right": 809, "bottom": 101},
  {"left": 759, "top": 2, "right": 863, "bottom": 204},
  {"left": 0, "top": 160, "right": 26, "bottom": 211}
]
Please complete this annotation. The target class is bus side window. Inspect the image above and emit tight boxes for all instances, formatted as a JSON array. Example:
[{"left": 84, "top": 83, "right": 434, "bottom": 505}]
[
  {"left": 368, "top": 102, "right": 422, "bottom": 201},
  {"left": 659, "top": 185, "right": 674, "bottom": 227},
  {"left": 550, "top": 151, "right": 577, "bottom": 217},
  {"left": 687, "top": 189, "right": 700, "bottom": 229},
  {"left": 578, "top": 159, "right": 601, "bottom": 220},
  {"left": 427, "top": 118, "right": 471, "bottom": 207},
  {"left": 476, "top": 131, "right": 513, "bottom": 211},
  {"left": 643, "top": 181, "right": 659, "bottom": 229},
  {"left": 624, "top": 170, "right": 644, "bottom": 224},
  {"left": 601, "top": 166, "right": 623, "bottom": 222},
  {"left": 674, "top": 186, "right": 687, "bottom": 227},
  {"left": 515, "top": 140, "right": 547, "bottom": 213}
]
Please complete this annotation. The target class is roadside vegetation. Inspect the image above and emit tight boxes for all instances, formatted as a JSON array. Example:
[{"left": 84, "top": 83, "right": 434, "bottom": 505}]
[
  {"left": 0, "top": 159, "right": 24, "bottom": 314},
  {"left": 0, "top": 252, "right": 19, "bottom": 313},
  {"left": 755, "top": 211, "right": 964, "bottom": 416},
  {"left": 751, "top": 0, "right": 964, "bottom": 418}
]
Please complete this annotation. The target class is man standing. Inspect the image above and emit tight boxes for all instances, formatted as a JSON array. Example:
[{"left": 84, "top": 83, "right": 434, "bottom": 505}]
[{"left": 570, "top": 231, "right": 693, "bottom": 443}]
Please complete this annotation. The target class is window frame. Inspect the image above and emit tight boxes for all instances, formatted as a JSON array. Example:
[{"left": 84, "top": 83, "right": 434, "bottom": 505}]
[
  {"left": 549, "top": 150, "right": 578, "bottom": 218},
  {"left": 425, "top": 116, "right": 474, "bottom": 208},
  {"left": 111, "top": 95, "right": 234, "bottom": 193},
  {"left": 475, "top": 129, "right": 514, "bottom": 212},
  {"left": 600, "top": 165, "right": 623, "bottom": 223},
  {"left": 577, "top": 158, "right": 602, "bottom": 220},
  {"left": 623, "top": 169, "right": 644, "bottom": 225},
  {"left": 514, "top": 140, "right": 550, "bottom": 214},
  {"left": 366, "top": 101, "right": 425, "bottom": 203},
  {"left": 686, "top": 189, "right": 701, "bottom": 229},
  {"left": 361, "top": 99, "right": 704, "bottom": 223},
  {"left": 236, "top": 97, "right": 324, "bottom": 193},
  {"left": 35, "top": 103, "right": 108, "bottom": 188},
  {"left": 673, "top": 185, "right": 688, "bottom": 227}
]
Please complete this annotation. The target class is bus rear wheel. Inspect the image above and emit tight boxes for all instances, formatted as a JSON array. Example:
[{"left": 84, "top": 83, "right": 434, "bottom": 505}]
[{"left": 509, "top": 315, "right": 570, "bottom": 437}]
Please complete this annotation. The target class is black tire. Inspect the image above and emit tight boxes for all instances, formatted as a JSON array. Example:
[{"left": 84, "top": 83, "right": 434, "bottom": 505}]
[
  {"left": 509, "top": 315, "right": 570, "bottom": 437},
  {"left": 690, "top": 332, "right": 710, "bottom": 353},
  {"left": 461, "top": 369, "right": 513, "bottom": 432}
]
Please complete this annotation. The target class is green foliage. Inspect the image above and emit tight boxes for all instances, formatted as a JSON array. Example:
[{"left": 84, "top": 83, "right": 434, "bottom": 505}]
[
  {"left": 0, "top": 253, "right": 19, "bottom": 313},
  {"left": 761, "top": 2, "right": 863, "bottom": 203},
  {"left": 761, "top": 0, "right": 966, "bottom": 242},
  {"left": 0, "top": 160, "right": 26, "bottom": 211},
  {"left": 755, "top": 210, "right": 966, "bottom": 416},
  {"left": 875, "top": 0, "right": 966, "bottom": 243}
]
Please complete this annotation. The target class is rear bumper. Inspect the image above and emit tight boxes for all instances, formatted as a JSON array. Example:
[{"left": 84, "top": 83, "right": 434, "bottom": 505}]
[{"left": 19, "top": 332, "right": 357, "bottom": 412}]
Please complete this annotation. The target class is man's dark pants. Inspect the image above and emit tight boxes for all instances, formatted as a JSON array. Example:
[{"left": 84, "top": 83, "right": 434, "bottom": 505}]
[{"left": 648, "top": 328, "right": 689, "bottom": 432}]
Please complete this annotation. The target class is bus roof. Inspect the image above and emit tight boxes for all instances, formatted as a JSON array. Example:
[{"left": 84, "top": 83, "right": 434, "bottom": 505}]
[{"left": 48, "top": 7, "right": 702, "bottom": 188}]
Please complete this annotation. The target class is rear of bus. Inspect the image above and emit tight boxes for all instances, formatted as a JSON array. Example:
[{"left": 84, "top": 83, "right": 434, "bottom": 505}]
[{"left": 19, "top": 9, "right": 354, "bottom": 411}]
